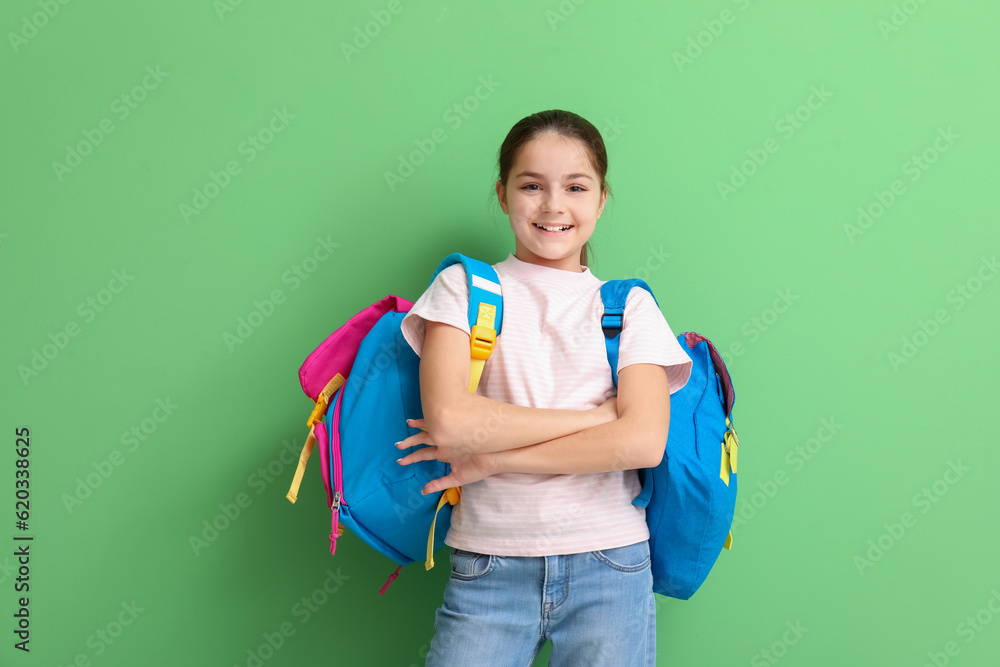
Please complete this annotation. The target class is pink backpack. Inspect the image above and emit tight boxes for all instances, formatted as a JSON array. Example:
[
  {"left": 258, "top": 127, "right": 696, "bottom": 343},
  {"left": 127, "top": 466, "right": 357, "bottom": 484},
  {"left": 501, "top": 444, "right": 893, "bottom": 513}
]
[{"left": 284, "top": 254, "right": 504, "bottom": 594}]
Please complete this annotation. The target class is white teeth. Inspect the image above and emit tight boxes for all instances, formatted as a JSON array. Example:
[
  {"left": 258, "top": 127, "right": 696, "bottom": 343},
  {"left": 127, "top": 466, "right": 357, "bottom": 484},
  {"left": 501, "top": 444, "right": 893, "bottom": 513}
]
[{"left": 535, "top": 224, "right": 571, "bottom": 232}]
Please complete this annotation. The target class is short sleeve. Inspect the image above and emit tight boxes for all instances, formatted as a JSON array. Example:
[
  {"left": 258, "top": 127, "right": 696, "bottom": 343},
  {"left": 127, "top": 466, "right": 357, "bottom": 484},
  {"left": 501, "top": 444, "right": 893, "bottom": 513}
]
[
  {"left": 617, "top": 287, "right": 692, "bottom": 394},
  {"left": 400, "top": 264, "right": 471, "bottom": 357}
]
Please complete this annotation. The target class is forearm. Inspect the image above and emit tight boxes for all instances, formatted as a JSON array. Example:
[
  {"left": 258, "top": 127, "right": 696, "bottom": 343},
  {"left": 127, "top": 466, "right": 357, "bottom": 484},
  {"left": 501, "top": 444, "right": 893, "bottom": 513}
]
[
  {"left": 433, "top": 393, "right": 608, "bottom": 455},
  {"left": 417, "top": 320, "right": 612, "bottom": 455},
  {"left": 493, "top": 414, "right": 660, "bottom": 474}
]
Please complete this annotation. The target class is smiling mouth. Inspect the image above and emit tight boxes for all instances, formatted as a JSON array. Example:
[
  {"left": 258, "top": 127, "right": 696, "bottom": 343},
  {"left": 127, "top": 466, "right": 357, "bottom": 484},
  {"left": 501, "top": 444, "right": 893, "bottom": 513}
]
[{"left": 533, "top": 223, "right": 573, "bottom": 233}]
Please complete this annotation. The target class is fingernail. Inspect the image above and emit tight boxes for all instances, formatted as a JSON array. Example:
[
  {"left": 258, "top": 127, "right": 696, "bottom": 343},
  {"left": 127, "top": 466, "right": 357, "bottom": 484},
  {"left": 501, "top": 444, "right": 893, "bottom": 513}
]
[{"left": 394, "top": 441, "right": 401, "bottom": 447}]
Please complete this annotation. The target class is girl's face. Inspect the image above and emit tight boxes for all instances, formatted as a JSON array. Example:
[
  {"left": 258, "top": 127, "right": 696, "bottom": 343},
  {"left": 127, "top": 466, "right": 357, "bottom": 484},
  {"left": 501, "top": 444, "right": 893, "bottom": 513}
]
[{"left": 496, "top": 132, "right": 607, "bottom": 272}]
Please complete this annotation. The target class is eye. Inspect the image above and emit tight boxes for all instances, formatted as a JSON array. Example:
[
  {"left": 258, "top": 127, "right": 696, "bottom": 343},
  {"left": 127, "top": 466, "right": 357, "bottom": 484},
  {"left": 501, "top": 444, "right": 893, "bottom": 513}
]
[
  {"left": 521, "top": 183, "right": 540, "bottom": 191},
  {"left": 568, "top": 185, "right": 585, "bottom": 193}
]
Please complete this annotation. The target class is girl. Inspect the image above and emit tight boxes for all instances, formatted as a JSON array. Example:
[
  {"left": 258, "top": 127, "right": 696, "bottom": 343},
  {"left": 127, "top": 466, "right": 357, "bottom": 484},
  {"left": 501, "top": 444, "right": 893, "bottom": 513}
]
[{"left": 397, "top": 109, "right": 692, "bottom": 666}]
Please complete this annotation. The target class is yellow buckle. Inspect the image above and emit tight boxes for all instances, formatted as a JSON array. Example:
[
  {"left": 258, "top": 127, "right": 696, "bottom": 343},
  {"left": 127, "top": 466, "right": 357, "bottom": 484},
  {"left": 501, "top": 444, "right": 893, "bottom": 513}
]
[
  {"left": 469, "top": 325, "right": 496, "bottom": 360},
  {"left": 307, "top": 373, "right": 345, "bottom": 428}
]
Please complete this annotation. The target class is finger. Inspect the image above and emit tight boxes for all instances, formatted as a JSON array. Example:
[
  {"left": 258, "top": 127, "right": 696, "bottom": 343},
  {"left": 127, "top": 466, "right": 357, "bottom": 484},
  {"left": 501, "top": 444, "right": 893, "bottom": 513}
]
[
  {"left": 422, "top": 475, "right": 453, "bottom": 495},
  {"left": 406, "top": 418, "right": 429, "bottom": 432},
  {"left": 397, "top": 446, "right": 437, "bottom": 466},
  {"left": 396, "top": 431, "right": 432, "bottom": 449}
]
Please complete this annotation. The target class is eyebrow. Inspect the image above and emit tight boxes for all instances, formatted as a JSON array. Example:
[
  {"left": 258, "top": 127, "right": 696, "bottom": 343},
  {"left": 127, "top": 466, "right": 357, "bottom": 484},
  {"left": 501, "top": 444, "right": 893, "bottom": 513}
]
[{"left": 513, "top": 171, "right": 593, "bottom": 181}]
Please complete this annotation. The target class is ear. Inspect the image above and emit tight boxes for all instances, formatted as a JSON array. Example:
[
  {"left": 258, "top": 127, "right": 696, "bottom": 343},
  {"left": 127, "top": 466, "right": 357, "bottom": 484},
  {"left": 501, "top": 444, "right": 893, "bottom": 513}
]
[
  {"left": 496, "top": 180, "right": 509, "bottom": 214},
  {"left": 597, "top": 187, "right": 608, "bottom": 219}
]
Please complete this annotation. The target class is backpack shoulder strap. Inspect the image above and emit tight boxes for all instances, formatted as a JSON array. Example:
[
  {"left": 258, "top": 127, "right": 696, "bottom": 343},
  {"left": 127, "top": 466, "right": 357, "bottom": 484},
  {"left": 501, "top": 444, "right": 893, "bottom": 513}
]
[
  {"left": 431, "top": 253, "right": 504, "bottom": 393},
  {"left": 421, "top": 254, "right": 504, "bottom": 569},
  {"left": 599, "top": 278, "right": 658, "bottom": 387},
  {"left": 431, "top": 253, "right": 504, "bottom": 335},
  {"left": 600, "top": 278, "right": 659, "bottom": 509}
]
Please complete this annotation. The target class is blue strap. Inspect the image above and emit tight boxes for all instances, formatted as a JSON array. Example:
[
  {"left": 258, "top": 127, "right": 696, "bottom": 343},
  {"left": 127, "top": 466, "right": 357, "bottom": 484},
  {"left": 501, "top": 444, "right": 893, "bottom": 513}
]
[
  {"left": 430, "top": 253, "right": 504, "bottom": 334},
  {"left": 599, "top": 279, "right": 657, "bottom": 386},
  {"left": 600, "top": 279, "right": 659, "bottom": 509}
]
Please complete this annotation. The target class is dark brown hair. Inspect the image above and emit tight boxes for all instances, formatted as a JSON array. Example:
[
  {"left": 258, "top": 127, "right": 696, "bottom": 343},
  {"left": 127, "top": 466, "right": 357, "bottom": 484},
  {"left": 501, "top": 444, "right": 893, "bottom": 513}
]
[{"left": 495, "top": 109, "right": 611, "bottom": 268}]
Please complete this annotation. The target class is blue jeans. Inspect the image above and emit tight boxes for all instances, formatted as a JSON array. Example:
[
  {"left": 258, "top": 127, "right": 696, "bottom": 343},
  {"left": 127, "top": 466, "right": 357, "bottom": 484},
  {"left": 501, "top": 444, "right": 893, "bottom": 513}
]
[{"left": 425, "top": 539, "right": 656, "bottom": 666}]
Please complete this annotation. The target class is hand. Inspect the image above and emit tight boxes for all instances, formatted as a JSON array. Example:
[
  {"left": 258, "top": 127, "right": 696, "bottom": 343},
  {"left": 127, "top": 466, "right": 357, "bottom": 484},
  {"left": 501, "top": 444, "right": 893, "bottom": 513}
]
[{"left": 396, "top": 418, "right": 500, "bottom": 495}]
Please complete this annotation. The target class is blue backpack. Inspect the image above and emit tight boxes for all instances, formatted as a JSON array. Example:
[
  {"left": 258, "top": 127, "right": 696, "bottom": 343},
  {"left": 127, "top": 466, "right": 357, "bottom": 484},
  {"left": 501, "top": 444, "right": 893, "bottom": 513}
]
[
  {"left": 285, "top": 254, "right": 503, "bottom": 594},
  {"left": 600, "top": 279, "right": 739, "bottom": 599},
  {"left": 286, "top": 253, "right": 738, "bottom": 599}
]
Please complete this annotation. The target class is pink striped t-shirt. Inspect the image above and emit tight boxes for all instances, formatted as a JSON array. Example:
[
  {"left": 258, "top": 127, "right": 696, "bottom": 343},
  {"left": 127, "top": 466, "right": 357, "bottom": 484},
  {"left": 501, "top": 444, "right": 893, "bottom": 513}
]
[{"left": 400, "top": 252, "right": 692, "bottom": 556}]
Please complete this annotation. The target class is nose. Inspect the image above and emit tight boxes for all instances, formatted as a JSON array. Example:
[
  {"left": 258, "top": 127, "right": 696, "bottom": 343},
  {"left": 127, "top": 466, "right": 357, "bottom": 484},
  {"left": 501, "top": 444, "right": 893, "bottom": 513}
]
[{"left": 540, "top": 190, "right": 564, "bottom": 214}]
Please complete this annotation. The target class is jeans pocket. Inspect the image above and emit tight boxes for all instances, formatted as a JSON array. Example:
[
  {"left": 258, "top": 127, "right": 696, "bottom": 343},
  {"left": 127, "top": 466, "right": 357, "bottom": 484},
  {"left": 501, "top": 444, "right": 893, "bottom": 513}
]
[
  {"left": 593, "top": 540, "right": 651, "bottom": 573},
  {"left": 449, "top": 548, "right": 495, "bottom": 581}
]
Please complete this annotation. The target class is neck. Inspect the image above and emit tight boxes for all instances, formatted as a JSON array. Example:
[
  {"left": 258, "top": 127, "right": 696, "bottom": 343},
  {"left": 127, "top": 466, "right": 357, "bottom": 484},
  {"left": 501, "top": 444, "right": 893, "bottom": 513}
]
[{"left": 513, "top": 248, "right": 585, "bottom": 273}]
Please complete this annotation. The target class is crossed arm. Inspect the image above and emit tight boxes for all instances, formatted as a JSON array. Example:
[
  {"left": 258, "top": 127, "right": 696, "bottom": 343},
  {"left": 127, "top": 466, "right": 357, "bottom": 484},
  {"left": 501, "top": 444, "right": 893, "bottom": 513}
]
[{"left": 412, "top": 320, "right": 671, "bottom": 474}]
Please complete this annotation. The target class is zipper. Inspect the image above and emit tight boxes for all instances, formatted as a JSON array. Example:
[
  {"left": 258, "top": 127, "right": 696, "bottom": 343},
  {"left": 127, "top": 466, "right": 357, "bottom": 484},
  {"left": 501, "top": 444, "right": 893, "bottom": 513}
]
[
  {"left": 329, "top": 386, "right": 346, "bottom": 507},
  {"left": 328, "top": 386, "right": 346, "bottom": 555}
]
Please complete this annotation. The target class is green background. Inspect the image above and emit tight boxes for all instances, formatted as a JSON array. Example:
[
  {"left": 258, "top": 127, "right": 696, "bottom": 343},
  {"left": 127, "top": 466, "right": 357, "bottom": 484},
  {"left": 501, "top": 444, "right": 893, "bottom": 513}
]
[{"left": 3, "top": 0, "right": 999, "bottom": 664}]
